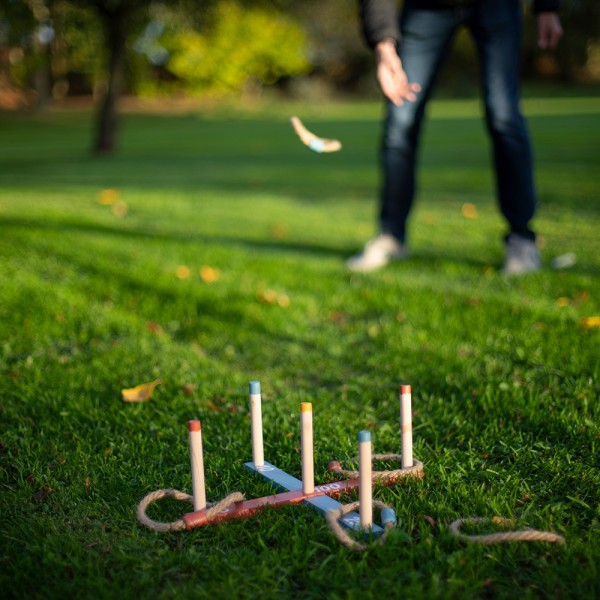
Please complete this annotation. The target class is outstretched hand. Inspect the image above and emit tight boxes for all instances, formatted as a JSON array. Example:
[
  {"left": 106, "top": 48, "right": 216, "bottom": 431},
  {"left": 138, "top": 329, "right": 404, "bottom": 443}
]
[
  {"left": 536, "top": 12, "right": 563, "bottom": 50},
  {"left": 375, "top": 40, "right": 421, "bottom": 106}
]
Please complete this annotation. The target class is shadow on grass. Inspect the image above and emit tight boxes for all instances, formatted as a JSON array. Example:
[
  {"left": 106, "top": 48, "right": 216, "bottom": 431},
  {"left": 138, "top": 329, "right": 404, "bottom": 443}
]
[
  {"left": 0, "top": 215, "right": 351, "bottom": 260},
  {"left": 3, "top": 214, "right": 598, "bottom": 279}
]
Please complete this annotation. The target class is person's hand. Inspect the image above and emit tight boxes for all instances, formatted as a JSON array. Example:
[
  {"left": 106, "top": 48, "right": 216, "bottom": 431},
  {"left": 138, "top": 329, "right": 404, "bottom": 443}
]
[
  {"left": 536, "top": 12, "right": 563, "bottom": 50},
  {"left": 375, "top": 39, "right": 421, "bottom": 105}
]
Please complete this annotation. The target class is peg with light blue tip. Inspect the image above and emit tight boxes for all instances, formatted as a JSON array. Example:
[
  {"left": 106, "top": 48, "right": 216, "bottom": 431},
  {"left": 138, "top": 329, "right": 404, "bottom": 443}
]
[
  {"left": 249, "top": 380, "right": 264, "bottom": 468},
  {"left": 381, "top": 507, "right": 397, "bottom": 528}
]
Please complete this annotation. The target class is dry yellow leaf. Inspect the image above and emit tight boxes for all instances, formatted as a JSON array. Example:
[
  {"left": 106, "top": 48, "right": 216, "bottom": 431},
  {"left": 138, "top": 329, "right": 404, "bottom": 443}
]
[
  {"left": 111, "top": 200, "right": 128, "bottom": 218},
  {"left": 277, "top": 294, "right": 290, "bottom": 307},
  {"left": 200, "top": 266, "right": 221, "bottom": 282},
  {"left": 461, "top": 203, "right": 478, "bottom": 219},
  {"left": 580, "top": 316, "right": 600, "bottom": 328},
  {"left": 270, "top": 224, "right": 288, "bottom": 239},
  {"left": 257, "top": 290, "right": 277, "bottom": 304},
  {"left": 257, "top": 290, "right": 290, "bottom": 306},
  {"left": 97, "top": 189, "right": 119, "bottom": 205},
  {"left": 122, "top": 379, "right": 163, "bottom": 402},
  {"left": 145, "top": 321, "right": 164, "bottom": 335},
  {"left": 176, "top": 265, "right": 191, "bottom": 279}
]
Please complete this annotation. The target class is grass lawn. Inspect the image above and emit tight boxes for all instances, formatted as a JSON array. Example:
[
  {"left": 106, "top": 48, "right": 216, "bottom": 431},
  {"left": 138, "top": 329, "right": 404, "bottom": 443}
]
[{"left": 0, "top": 94, "right": 598, "bottom": 599}]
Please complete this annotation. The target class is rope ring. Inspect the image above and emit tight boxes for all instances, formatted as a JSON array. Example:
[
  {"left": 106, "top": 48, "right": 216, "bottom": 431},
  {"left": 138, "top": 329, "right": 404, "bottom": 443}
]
[
  {"left": 136, "top": 488, "right": 244, "bottom": 532},
  {"left": 328, "top": 454, "right": 424, "bottom": 483},
  {"left": 449, "top": 517, "right": 565, "bottom": 545},
  {"left": 326, "top": 500, "right": 397, "bottom": 552},
  {"left": 136, "top": 488, "right": 192, "bottom": 532}
]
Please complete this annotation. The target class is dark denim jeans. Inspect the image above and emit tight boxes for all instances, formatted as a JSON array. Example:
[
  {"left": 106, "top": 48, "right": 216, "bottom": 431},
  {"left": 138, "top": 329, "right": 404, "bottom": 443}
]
[{"left": 380, "top": 0, "right": 536, "bottom": 243}]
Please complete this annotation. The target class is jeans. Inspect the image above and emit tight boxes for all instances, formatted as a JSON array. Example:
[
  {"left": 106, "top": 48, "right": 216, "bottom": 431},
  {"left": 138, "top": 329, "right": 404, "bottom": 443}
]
[{"left": 380, "top": 0, "right": 536, "bottom": 243}]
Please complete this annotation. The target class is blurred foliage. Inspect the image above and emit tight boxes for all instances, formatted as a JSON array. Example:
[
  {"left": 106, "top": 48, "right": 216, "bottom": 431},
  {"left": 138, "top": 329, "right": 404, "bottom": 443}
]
[
  {"left": 143, "top": 1, "right": 309, "bottom": 95},
  {"left": 49, "top": 3, "right": 102, "bottom": 93},
  {"left": 0, "top": 0, "right": 599, "bottom": 108}
]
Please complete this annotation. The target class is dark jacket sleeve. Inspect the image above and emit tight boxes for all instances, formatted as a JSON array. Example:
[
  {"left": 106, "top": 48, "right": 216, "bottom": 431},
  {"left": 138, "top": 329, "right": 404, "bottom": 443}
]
[
  {"left": 358, "top": 0, "right": 400, "bottom": 48},
  {"left": 533, "top": 0, "right": 561, "bottom": 13},
  {"left": 358, "top": 1, "right": 561, "bottom": 49}
]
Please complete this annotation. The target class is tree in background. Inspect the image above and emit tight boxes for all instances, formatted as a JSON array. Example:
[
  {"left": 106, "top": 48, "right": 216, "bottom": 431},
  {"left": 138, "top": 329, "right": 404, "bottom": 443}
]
[
  {"left": 0, "top": 0, "right": 598, "bottom": 152},
  {"left": 68, "top": 0, "right": 153, "bottom": 153},
  {"left": 0, "top": 0, "right": 52, "bottom": 109},
  {"left": 0, "top": 0, "right": 310, "bottom": 153}
]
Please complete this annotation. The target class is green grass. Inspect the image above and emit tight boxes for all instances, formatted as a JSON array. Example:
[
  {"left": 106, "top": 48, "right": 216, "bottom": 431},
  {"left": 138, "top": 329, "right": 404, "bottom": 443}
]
[{"left": 0, "top": 95, "right": 598, "bottom": 600}]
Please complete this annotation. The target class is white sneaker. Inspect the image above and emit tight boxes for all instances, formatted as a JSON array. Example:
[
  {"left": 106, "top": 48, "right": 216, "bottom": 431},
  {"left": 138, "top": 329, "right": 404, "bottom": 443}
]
[
  {"left": 502, "top": 233, "right": 541, "bottom": 275},
  {"left": 346, "top": 234, "right": 408, "bottom": 272}
]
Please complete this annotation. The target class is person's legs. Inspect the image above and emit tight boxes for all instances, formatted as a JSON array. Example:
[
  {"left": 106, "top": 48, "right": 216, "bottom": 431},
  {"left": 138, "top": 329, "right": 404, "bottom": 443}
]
[
  {"left": 380, "top": 4, "right": 458, "bottom": 243},
  {"left": 348, "top": 4, "right": 460, "bottom": 272},
  {"left": 468, "top": 0, "right": 537, "bottom": 242}
]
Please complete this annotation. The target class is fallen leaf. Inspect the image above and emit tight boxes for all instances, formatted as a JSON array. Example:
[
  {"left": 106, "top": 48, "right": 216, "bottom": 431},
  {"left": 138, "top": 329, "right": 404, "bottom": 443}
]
[
  {"left": 111, "top": 200, "right": 128, "bottom": 217},
  {"left": 329, "top": 311, "right": 347, "bottom": 323},
  {"left": 492, "top": 516, "right": 515, "bottom": 527},
  {"left": 270, "top": 224, "right": 288, "bottom": 239},
  {"left": 419, "top": 514, "right": 437, "bottom": 528},
  {"left": 277, "top": 294, "right": 290, "bottom": 307},
  {"left": 182, "top": 383, "right": 195, "bottom": 396},
  {"left": 200, "top": 265, "right": 220, "bottom": 282},
  {"left": 85, "top": 542, "right": 102, "bottom": 550},
  {"left": 556, "top": 297, "right": 569, "bottom": 307},
  {"left": 97, "top": 189, "right": 119, "bottom": 205},
  {"left": 461, "top": 203, "right": 478, "bottom": 219},
  {"left": 145, "top": 321, "right": 164, "bottom": 334},
  {"left": 580, "top": 316, "right": 600, "bottom": 328},
  {"left": 121, "top": 379, "right": 163, "bottom": 402},
  {"left": 257, "top": 290, "right": 277, "bottom": 304},
  {"left": 176, "top": 265, "right": 191, "bottom": 279}
]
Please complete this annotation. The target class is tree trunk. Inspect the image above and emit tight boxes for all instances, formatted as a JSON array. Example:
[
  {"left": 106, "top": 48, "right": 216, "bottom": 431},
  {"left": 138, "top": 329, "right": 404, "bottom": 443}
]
[
  {"left": 32, "top": 29, "right": 52, "bottom": 111},
  {"left": 94, "top": 11, "right": 126, "bottom": 154}
]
